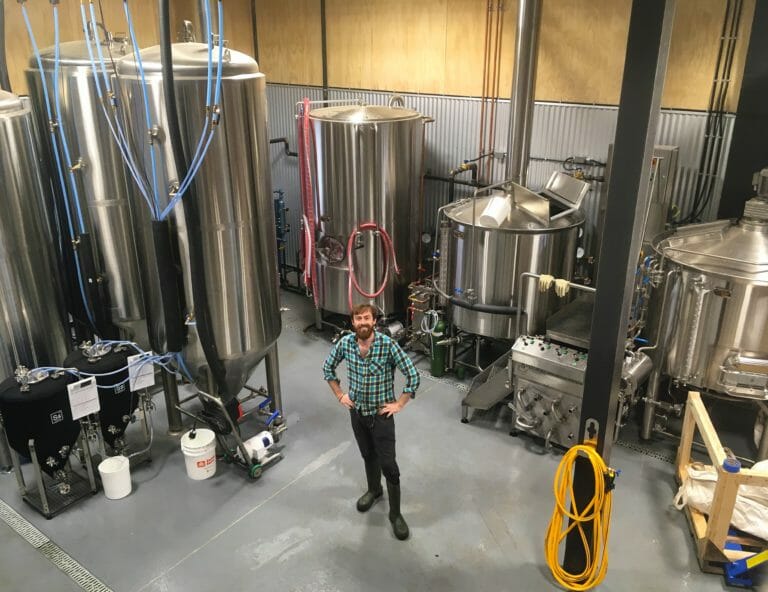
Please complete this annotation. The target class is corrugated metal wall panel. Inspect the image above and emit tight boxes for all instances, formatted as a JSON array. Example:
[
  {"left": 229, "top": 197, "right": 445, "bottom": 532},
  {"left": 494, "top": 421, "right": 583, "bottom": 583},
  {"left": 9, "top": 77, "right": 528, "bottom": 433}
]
[
  {"left": 266, "top": 83, "right": 735, "bottom": 268},
  {"left": 266, "top": 85, "right": 323, "bottom": 272}
]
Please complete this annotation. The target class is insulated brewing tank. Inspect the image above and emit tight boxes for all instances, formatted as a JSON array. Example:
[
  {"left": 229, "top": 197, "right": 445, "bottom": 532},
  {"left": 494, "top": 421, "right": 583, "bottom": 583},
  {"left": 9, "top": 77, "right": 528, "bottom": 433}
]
[
  {"left": 64, "top": 344, "right": 136, "bottom": 450},
  {"left": 0, "top": 372, "right": 80, "bottom": 477},
  {"left": 0, "top": 90, "right": 70, "bottom": 377},
  {"left": 309, "top": 105, "right": 426, "bottom": 316},
  {"left": 26, "top": 41, "right": 148, "bottom": 346},
  {"left": 651, "top": 180, "right": 768, "bottom": 399},
  {"left": 117, "top": 43, "right": 280, "bottom": 398},
  {"left": 444, "top": 187, "right": 583, "bottom": 339}
]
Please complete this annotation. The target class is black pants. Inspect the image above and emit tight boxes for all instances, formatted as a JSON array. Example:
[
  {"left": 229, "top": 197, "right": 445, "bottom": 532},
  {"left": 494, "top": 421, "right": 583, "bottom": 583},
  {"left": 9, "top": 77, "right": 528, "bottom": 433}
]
[{"left": 350, "top": 409, "right": 400, "bottom": 485}]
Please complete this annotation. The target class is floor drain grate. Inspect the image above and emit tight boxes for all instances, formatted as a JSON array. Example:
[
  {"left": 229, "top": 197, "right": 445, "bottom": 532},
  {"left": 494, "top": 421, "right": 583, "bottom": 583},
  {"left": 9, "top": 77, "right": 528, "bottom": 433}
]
[{"left": 0, "top": 498, "right": 113, "bottom": 591}]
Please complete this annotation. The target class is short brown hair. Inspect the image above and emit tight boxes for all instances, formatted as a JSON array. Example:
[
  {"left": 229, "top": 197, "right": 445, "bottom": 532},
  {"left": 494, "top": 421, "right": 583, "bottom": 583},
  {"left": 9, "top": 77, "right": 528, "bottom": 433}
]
[{"left": 351, "top": 303, "right": 377, "bottom": 319}]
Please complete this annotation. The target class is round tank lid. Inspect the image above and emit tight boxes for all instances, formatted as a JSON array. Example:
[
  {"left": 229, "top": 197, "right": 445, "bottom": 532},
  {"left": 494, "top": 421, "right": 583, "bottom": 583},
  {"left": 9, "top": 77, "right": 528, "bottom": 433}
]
[
  {"left": 444, "top": 190, "right": 584, "bottom": 232},
  {"left": 654, "top": 218, "right": 768, "bottom": 282},
  {"left": 0, "top": 90, "right": 22, "bottom": 113},
  {"left": 117, "top": 42, "right": 260, "bottom": 78},
  {"left": 310, "top": 104, "right": 421, "bottom": 123},
  {"left": 34, "top": 40, "right": 126, "bottom": 67}
]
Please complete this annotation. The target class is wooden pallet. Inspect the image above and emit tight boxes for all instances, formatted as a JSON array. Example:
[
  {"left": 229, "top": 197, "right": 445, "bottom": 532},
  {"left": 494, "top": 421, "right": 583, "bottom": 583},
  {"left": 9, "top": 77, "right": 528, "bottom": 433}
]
[{"left": 676, "top": 391, "right": 768, "bottom": 574}]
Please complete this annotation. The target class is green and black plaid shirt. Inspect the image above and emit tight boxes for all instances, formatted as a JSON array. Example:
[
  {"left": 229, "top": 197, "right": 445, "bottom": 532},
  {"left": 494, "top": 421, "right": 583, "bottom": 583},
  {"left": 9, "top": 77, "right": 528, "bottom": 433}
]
[{"left": 323, "top": 331, "right": 420, "bottom": 416}]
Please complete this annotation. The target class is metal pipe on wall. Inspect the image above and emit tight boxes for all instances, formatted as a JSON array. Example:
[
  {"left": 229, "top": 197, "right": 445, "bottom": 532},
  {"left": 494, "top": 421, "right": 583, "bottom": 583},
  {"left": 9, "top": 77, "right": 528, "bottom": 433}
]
[{"left": 504, "top": 0, "right": 541, "bottom": 186}]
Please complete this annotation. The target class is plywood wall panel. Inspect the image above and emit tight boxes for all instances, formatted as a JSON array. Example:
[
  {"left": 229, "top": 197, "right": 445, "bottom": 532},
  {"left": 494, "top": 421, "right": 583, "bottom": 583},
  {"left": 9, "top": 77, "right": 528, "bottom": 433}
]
[
  {"left": 257, "top": 0, "right": 322, "bottom": 85},
  {"left": 536, "top": 0, "right": 631, "bottom": 105},
  {"left": 7, "top": 1, "right": 751, "bottom": 110},
  {"left": 4, "top": 0, "right": 159, "bottom": 95}
]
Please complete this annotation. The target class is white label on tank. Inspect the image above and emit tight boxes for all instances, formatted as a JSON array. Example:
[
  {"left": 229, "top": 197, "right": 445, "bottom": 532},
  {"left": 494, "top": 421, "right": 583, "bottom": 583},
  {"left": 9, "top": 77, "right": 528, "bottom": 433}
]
[
  {"left": 128, "top": 352, "right": 156, "bottom": 392},
  {"left": 68, "top": 378, "right": 100, "bottom": 421}
]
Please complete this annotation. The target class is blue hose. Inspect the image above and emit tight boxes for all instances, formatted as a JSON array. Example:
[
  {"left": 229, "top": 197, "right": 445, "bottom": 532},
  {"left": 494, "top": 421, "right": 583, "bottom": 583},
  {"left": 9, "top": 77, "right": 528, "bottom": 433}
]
[
  {"left": 80, "top": 4, "right": 156, "bottom": 216},
  {"left": 159, "top": 0, "right": 225, "bottom": 220},
  {"left": 123, "top": 0, "right": 162, "bottom": 217},
  {"left": 22, "top": 3, "right": 96, "bottom": 328},
  {"left": 53, "top": 6, "right": 87, "bottom": 235}
]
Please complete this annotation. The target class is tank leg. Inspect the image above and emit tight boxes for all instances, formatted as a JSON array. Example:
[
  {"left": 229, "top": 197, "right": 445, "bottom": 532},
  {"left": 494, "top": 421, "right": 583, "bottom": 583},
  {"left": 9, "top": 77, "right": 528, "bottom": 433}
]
[
  {"left": 315, "top": 308, "right": 323, "bottom": 331},
  {"left": 161, "top": 370, "right": 184, "bottom": 436},
  {"left": 265, "top": 344, "right": 283, "bottom": 421},
  {"left": 0, "top": 422, "right": 12, "bottom": 474},
  {"left": 641, "top": 367, "right": 662, "bottom": 440}
]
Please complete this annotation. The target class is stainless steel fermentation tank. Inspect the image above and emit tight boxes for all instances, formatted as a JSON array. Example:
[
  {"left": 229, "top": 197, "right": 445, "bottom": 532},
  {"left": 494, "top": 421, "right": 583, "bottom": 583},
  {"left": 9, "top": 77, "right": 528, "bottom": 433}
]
[
  {"left": 642, "top": 169, "right": 768, "bottom": 437},
  {"left": 0, "top": 90, "right": 70, "bottom": 378},
  {"left": 442, "top": 181, "right": 584, "bottom": 340},
  {"left": 117, "top": 43, "right": 281, "bottom": 399},
  {"left": 309, "top": 105, "right": 426, "bottom": 316},
  {"left": 26, "top": 41, "right": 147, "bottom": 345}
]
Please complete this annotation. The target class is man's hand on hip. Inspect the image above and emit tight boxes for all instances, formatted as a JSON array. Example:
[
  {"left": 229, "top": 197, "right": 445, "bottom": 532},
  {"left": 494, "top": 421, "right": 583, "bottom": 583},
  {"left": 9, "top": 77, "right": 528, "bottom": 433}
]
[
  {"left": 338, "top": 393, "right": 355, "bottom": 410},
  {"left": 378, "top": 401, "right": 403, "bottom": 417}
]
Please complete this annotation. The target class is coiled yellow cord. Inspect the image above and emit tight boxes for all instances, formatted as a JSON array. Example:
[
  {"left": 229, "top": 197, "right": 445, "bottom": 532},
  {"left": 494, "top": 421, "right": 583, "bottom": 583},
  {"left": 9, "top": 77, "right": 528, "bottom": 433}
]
[{"left": 545, "top": 444, "right": 614, "bottom": 591}]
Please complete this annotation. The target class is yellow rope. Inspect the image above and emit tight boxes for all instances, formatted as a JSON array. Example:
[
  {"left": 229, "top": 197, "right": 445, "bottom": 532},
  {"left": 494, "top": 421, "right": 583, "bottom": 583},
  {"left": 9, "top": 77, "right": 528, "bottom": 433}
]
[{"left": 545, "top": 444, "right": 614, "bottom": 591}]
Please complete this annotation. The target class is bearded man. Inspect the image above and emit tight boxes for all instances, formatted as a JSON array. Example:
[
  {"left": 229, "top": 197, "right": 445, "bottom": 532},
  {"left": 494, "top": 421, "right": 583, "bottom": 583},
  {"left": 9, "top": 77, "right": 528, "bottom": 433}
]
[{"left": 322, "top": 303, "right": 420, "bottom": 540}]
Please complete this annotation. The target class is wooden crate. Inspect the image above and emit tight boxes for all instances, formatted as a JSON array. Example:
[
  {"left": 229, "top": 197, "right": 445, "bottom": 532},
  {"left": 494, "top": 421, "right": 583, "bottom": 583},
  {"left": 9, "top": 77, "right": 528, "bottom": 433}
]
[{"left": 676, "top": 391, "right": 768, "bottom": 574}]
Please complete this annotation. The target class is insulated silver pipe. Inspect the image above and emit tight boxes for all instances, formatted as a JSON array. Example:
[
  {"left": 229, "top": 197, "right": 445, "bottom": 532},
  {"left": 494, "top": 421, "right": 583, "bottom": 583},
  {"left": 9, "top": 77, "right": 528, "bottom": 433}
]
[{"left": 504, "top": 0, "right": 542, "bottom": 186}]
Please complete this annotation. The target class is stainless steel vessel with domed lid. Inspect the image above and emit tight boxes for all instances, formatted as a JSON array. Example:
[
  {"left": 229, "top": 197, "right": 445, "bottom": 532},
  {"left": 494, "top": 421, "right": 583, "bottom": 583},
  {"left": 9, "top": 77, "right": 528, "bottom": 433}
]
[{"left": 652, "top": 168, "right": 768, "bottom": 399}]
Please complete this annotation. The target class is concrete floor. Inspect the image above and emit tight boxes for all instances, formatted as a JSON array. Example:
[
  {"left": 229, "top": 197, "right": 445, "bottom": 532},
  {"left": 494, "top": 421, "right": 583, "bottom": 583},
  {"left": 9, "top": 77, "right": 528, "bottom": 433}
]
[{"left": 0, "top": 290, "right": 761, "bottom": 591}]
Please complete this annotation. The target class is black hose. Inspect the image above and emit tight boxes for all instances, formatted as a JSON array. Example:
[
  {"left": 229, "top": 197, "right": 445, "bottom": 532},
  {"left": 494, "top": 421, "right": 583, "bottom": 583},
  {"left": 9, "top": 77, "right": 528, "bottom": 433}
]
[
  {"left": 150, "top": 220, "right": 185, "bottom": 352},
  {"left": 269, "top": 137, "right": 298, "bottom": 157},
  {"left": 450, "top": 296, "right": 518, "bottom": 316},
  {"left": 76, "top": 232, "right": 117, "bottom": 339},
  {"left": 159, "top": 0, "right": 227, "bottom": 395},
  {"left": 0, "top": 0, "right": 9, "bottom": 92}
]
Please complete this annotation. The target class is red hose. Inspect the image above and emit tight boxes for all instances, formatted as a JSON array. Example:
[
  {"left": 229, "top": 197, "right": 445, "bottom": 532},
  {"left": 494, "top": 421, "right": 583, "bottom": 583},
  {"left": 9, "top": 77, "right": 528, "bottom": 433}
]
[
  {"left": 346, "top": 222, "right": 401, "bottom": 310},
  {"left": 297, "top": 97, "right": 318, "bottom": 307}
]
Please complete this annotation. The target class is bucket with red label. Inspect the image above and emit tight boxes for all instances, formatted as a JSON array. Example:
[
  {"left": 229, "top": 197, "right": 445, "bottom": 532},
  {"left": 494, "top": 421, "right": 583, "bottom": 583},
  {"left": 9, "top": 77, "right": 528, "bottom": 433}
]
[{"left": 180, "top": 428, "right": 217, "bottom": 480}]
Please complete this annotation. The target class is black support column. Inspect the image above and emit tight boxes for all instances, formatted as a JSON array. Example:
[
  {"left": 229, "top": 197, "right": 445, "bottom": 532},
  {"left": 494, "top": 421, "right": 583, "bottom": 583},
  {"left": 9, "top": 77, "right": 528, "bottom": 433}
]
[
  {"left": 562, "top": 0, "right": 677, "bottom": 575},
  {"left": 719, "top": 1, "right": 767, "bottom": 219}
]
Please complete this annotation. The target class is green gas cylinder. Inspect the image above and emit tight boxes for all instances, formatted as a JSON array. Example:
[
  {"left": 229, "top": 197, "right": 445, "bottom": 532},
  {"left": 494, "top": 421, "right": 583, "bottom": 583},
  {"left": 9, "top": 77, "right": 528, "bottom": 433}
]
[{"left": 430, "top": 319, "right": 446, "bottom": 378}]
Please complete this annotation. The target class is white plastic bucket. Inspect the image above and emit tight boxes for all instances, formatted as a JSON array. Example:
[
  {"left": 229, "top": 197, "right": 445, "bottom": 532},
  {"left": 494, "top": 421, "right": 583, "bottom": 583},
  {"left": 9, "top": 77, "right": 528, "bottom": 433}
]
[
  {"left": 181, "top": 428, "right": 217, "bottom": 480},
  {"left": 98, "top": 455, "right": 131, "bottom": 500}
]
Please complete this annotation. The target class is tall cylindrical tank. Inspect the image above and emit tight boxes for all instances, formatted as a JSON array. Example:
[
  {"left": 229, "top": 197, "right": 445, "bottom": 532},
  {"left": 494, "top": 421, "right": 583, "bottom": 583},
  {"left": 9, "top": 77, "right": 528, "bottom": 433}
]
[
  {"left": 0, "top": 90, "right": 70, "bottom": 377},
  {"left": 116, "top": 43, "right": 281, "bottom": 398},
  {"left": 26, "top": 41, "right": 148, "bottom": 346},
  {"left": 444, "top": 187, "right": 583, "bottom": 339},
  {"left": 308, "top": 104, "right": 426, "bottom": 316}
]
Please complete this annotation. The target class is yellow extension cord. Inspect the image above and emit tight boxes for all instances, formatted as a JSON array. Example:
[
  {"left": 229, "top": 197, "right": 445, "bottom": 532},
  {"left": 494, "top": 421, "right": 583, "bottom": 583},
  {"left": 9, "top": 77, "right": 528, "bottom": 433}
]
[{"left": 545, "top": 444, "right": 614, "bottom": 591}]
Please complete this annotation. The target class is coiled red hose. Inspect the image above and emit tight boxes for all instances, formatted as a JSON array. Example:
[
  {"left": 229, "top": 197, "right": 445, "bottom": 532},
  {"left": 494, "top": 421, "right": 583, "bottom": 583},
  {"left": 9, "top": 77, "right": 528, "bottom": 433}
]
[{"left": 346, "top": 222, "right": 400, "bottom": 310}]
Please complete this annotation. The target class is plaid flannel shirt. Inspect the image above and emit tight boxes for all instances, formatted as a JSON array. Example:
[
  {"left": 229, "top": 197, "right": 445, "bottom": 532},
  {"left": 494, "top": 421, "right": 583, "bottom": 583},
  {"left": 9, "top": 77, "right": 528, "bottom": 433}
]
[{"left": 322, "top": 331, "right": 420, "bottom": 416}]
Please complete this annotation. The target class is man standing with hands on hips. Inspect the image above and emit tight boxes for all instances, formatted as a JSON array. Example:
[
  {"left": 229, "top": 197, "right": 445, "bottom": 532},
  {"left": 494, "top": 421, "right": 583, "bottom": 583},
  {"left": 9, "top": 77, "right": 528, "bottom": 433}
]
[{"left": 323, "top": 303, "right": 420, "bottom": 540}]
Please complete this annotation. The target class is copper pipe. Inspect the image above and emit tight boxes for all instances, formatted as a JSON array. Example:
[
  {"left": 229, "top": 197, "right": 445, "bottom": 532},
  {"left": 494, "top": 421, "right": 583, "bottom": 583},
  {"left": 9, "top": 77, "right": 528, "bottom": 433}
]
[
  {"left": 486, "top": 0, "right": 504, "bottom": 182},
  {"left": 478, "top": 0, "right": 493, "bottom": 168}
]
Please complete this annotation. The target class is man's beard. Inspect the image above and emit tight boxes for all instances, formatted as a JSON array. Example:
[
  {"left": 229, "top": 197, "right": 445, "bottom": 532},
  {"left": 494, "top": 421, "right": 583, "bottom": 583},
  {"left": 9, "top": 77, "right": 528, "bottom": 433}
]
[{"left": 355, "top": 325, "right": 374, "bottom": 339}]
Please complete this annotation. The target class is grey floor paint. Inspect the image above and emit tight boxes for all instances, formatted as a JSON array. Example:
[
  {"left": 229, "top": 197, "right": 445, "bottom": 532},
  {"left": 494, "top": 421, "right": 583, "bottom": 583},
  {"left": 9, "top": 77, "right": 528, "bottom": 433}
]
[{"left": 0, "top": 290, "right": 759, "bottom": 591}]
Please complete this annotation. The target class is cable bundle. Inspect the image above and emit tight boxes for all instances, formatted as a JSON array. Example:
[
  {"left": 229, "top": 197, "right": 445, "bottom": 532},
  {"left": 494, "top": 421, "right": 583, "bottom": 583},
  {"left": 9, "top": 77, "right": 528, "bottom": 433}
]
[{"left": 545, "top": 444, "right": 615, "bottom": 591}]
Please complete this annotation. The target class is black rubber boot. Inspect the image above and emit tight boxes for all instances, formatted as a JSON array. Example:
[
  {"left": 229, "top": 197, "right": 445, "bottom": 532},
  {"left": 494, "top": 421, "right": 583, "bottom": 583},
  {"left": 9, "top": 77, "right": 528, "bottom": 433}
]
[
  {"left": 356, "top": 458, "right": 383, "bottom": 512},
  {"left": 386, "top": 481, "right": 409, "bottom": 540}
]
